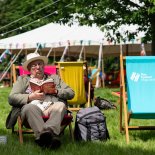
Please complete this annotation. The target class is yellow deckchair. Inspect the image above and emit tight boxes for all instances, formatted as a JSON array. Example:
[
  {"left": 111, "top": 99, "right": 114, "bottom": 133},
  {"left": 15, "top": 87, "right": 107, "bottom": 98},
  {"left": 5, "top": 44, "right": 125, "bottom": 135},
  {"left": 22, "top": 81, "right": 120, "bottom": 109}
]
[{"left": 57, "top": 62, "right": 91, "bottom": 111}]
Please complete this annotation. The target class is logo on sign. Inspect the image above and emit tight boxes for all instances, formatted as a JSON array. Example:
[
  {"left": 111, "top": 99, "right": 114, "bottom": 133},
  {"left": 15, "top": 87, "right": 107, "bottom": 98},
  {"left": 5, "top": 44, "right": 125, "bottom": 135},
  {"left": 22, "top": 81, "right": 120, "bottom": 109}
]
[{"left": 130, "top": 72, "right": 140, "bottom": 82}]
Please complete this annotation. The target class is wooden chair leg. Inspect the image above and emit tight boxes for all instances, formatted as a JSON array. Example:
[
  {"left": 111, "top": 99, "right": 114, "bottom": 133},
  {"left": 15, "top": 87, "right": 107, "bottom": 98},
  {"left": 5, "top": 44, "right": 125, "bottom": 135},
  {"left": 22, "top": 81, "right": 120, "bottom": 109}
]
[
  {"left": 17, "top": 116, "right": 23, "bottom": 144},
  {"left": 120, "top": 86, "right": 123, "bottom": 132},
  {"left": 69, "top": 123, "right": 74, "bottom": 141}
]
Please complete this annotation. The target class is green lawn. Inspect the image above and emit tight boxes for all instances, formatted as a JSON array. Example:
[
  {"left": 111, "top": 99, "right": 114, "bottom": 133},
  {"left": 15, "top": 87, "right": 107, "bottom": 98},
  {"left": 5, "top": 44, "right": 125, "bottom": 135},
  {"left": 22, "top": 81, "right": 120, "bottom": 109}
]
[{"left": 0, "top": 87, "right": 155, "bottom": 155}]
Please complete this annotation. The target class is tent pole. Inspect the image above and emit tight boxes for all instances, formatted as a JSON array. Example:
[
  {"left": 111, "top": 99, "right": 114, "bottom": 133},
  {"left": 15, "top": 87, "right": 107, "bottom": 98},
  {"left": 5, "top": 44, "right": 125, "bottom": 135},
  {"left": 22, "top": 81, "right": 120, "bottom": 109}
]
[
  {"left": 60, "top": 45, "right": 68, "bottom": 62},
  {"left": 10, "top": 49, "right": 13, "bottom": 87},
  {"left": 95, "top": 43, "right": 102, "bottom": 88},
  {"left": 54, "top": 49, "right": 55, "bottom": 63},
  {"left": 47, "top": 47, "right": 53, "bottom": 58},
  {"left": 0, "top": 48, "right": 23, "bottom": 83},
  {"left": 78, "top": 45, "right": 84, "bottom": 61},
  {"left": 101, "top": 47, "right": 105, "bottom": 88},
  {"left": 25, "top": 49, "right": 27, "bottom": 56},
  {"left": 84, "top": 46, "right": 86, "bottom": 61}
]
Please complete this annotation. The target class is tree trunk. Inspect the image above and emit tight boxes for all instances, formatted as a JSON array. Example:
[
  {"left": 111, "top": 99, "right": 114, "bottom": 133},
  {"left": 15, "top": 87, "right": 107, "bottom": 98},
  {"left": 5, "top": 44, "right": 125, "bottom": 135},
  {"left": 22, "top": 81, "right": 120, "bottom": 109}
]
[{"left": 151, "top": 14, "right": 155, "bottom": 55}]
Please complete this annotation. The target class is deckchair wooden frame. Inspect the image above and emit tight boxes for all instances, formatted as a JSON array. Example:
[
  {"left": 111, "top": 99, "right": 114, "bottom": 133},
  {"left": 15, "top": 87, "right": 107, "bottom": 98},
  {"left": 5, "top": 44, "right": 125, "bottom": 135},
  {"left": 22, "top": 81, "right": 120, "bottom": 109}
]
[
  {"left": 12, "top": 64, "right": 19, "bottom": 84},
  {"left": 120, "top": 54, "right": 155, "bottom": 144},
  {"left": 11, "top": 64, "right": 74, "bottom": 144}
]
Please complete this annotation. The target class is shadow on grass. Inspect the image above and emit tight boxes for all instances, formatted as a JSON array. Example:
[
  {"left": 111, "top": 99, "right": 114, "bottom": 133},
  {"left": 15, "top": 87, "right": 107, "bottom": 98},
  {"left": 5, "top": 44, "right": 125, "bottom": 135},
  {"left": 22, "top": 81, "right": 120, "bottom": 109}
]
[
  {"left": 130, "top": 130, "right": 155, "bottom": 141},
  {"left": 0, "top": 128, "right": 155, "bottom": 155}
]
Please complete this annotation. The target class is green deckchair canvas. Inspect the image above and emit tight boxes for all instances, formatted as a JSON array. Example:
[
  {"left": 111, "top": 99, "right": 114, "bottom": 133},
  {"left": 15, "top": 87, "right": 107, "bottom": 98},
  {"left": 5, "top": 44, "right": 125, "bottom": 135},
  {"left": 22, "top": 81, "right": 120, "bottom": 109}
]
[{"left": 120, "top": 55, "right": 155, "bottom": 143}]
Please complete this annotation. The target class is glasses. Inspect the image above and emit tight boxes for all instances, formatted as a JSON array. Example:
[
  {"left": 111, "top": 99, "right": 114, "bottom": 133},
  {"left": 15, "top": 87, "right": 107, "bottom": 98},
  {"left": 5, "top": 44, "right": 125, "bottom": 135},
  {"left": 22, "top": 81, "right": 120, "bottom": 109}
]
[{"left": 30, "top": 61, "right": 44, "bottom": 68}]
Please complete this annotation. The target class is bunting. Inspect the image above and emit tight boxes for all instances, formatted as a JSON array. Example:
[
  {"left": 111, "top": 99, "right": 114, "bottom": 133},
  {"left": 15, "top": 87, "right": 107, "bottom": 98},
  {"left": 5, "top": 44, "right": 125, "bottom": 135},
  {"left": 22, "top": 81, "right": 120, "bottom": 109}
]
[{"left": 0, "top": 49, "right": 12, "bottom": 63}]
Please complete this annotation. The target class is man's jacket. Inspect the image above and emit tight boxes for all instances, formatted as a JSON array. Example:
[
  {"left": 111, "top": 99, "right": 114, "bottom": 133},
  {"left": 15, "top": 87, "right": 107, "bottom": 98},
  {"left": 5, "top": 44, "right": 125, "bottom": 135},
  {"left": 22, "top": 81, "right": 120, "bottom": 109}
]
[{"left": 6, "top": 74, "right": 75, "bottom": 129}]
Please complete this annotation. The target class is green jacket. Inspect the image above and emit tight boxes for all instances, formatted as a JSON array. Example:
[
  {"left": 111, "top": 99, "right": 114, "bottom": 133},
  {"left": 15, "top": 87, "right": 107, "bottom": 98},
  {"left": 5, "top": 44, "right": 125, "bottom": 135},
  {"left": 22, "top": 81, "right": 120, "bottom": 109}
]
[{"left": 6, "top": 74, "right": 75, "bottom": 129}]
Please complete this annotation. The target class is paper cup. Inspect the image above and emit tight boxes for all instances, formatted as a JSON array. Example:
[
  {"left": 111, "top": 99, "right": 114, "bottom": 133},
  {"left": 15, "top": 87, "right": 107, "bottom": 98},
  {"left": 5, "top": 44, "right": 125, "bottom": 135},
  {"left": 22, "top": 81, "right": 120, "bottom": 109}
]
[{"left": 0, "top": 136, "right": 7, "bottom": 144}]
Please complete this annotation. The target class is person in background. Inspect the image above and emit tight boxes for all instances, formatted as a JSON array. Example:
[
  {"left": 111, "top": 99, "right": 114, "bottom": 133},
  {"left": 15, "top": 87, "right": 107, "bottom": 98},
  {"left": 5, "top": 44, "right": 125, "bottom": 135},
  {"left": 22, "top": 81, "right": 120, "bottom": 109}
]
[
  {"left": 6, "top": 52, "right": 75, "bottom": 149},
  {"left": 83, "top": 65, "right": 94, "bottom": 102}
]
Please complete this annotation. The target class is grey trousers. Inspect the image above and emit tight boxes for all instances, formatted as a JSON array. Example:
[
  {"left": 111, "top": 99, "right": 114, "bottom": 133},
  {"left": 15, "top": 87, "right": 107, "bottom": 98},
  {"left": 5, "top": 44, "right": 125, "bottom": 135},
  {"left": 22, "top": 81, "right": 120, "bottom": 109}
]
[{"left": 21, "top": 102, "right": 66, "bottom": 139}]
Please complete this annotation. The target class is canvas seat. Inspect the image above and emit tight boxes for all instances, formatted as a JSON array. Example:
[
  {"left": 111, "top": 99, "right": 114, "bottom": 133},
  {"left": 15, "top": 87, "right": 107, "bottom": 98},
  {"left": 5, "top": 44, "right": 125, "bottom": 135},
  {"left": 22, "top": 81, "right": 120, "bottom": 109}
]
[
  {"left": 120, "top": 55, "right": 155, "bottom": 143},
  {"left": 57, "top": 61, "right": 92, "bottom": 111},
  {"left": 11, "top": 64, "right": 73, "bottom": 144}
]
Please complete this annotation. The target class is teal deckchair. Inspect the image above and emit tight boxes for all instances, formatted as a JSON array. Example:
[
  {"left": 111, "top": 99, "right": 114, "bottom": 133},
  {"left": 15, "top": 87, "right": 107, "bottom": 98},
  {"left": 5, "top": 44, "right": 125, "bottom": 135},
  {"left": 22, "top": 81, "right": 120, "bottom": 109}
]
[{"left": 120, "top": 55, "right": 155, "bottom": 143}]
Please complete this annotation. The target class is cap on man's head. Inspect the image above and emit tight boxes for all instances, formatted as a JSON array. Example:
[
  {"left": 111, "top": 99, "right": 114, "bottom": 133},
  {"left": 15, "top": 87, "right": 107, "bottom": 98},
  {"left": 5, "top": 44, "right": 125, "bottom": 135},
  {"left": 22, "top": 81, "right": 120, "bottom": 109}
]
[{"left": 22, "top": 52, "right": 48, "bottom": 71}]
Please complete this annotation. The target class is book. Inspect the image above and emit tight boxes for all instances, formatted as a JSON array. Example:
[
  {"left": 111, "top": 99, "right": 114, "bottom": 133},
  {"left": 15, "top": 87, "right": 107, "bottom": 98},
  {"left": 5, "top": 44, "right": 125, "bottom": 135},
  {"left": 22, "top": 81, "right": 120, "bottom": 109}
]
[
  {"left": 29, "top": 78, "right": 57, "bottom": 94},
  {"left": 30, "top": 100, "right": 52, "bottom": 112}
]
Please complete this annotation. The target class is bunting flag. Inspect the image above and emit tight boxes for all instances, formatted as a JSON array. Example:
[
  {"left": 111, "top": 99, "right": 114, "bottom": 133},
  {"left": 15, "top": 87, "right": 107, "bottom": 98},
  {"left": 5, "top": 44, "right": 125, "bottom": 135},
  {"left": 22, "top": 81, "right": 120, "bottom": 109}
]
[
  {"left": 59, "top": 42, "right": 61, "bottom": 46},
  {"left": 0, "top": 49, "right": 12, "bottom": 63},
  {"left": 42, "top": 43, "right": 46, "bottom": 48},
  {"left": 9, "top": 43, "right": 12, "bottom": 49},
  {"left": 23, "top": 43, "right": 26, "bottom": 49},
  {"left": 16, "top": 43, "right": 19, "bottom": 49},
  {"left": 140, "top": 43, "right": 146, "bottom": 56},
  {"left": 5, "top": 49, "right": 12, "bottom": 55},
  {"left": 36, "top": 43, "right": 42, "bottom": 49},
  {"left": 67, "top": 40, "right": 70, "bottom": 46}
]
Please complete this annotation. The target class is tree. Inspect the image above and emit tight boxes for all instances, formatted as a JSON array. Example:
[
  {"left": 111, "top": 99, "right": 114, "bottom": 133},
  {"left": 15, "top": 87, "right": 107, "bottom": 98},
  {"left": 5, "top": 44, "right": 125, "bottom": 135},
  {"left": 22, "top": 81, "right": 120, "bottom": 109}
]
[
  {"left": 0, "top": 0, "right": 155, "bottom": 54},
  {"left": 71, "top": 0, "right": 155, "bottom": 55},
  {"left": 0, "top": 0, "right": 74, "bottom": 37}
]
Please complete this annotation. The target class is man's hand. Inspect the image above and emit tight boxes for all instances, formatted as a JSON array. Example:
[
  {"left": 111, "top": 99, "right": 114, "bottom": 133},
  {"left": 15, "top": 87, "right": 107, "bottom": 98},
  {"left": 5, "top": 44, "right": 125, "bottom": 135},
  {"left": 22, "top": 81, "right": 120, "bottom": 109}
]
[
  {"left": 44, "top": 87, "right": 58, "bottom": 95},
  {"left": 28, "top": 90, "right": 45, "bottom": 102},
  {"left": 42, "top": 83, "right": 57, "bottom": 95}
]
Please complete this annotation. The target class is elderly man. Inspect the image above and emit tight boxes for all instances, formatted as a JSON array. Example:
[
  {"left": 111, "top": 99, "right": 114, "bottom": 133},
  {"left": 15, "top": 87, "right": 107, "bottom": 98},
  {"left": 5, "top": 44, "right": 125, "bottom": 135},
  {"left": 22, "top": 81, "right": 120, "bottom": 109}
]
[{"left": 6, "top": 52, "right": 75, "bottom": 149}]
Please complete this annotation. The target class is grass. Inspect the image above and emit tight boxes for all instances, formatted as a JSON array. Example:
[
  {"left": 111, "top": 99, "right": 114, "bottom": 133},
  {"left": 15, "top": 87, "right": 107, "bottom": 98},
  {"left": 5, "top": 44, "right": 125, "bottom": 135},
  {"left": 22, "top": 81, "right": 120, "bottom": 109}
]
[{"left": 0, "top": 87, "right": 155, "bottom": 155}]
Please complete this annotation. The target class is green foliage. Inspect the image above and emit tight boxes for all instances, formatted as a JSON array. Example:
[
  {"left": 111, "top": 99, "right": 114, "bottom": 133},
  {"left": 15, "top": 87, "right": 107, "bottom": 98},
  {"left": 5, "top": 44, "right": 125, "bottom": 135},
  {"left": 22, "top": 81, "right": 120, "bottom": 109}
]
[
  {"left": 73, "top": 0, "right": 155, "bottom": 43},
  {"left": 0, "top": 0, "right": 74, "bottom": 37},
  {"left": 104, "top": 56, "right": 119, "bottom": 72}
]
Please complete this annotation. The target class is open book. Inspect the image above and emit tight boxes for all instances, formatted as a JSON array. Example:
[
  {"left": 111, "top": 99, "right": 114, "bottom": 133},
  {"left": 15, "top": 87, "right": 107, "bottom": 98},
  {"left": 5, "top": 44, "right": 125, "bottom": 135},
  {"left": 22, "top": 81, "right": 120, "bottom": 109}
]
[
  {"left": 30, "top": 100, "right": 52, "bottom": 112},
  {"left": 29, "top": 78, "right": 57, "bottom": 94}
]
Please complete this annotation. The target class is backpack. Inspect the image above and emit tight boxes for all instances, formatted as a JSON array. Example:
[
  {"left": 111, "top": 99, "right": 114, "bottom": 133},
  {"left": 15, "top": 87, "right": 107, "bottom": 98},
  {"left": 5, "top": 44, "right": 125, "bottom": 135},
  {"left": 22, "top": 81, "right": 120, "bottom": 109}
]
[
  {"left": 74, "top": 106, "right": 110, "bottom": 141},
  {"left": 94, "top": 96, "right": 117, "bottom": 110}
]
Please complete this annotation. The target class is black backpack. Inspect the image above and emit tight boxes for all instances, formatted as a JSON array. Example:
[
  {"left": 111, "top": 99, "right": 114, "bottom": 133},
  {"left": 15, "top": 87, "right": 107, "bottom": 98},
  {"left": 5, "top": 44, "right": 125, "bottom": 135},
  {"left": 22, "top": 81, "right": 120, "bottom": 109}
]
[
  {"left": 94, "top": 96, "right": 117, "bottom": 110},
  {"left": 74, "top": 106, "right": 110, "bottom": 141}
]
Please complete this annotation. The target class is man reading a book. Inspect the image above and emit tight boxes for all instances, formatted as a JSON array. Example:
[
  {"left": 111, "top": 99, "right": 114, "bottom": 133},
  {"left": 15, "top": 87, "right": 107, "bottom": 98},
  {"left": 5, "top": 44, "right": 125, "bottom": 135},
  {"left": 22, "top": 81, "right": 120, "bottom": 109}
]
[{"left": 6, "top": 52, "right": 75, "bottom": 149}]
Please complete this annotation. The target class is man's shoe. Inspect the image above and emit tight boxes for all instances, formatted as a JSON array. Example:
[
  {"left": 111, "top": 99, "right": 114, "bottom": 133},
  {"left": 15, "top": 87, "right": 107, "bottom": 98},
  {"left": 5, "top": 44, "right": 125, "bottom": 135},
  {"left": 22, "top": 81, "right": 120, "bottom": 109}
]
[
  {"left": 35, "top": 138, "right": 43, "bottom": 147},
  {"left": 50, "top": 136, "right": 61, "bottom": 149},
  {"left": 39, "top": 130, "right": 53, "bottom": 148}
]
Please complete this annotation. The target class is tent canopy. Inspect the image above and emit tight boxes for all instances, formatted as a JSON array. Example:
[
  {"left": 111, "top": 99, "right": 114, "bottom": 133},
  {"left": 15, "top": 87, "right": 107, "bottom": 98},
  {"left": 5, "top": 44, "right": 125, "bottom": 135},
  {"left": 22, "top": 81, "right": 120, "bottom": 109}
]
[
  {"left": 0, "top": 23, "right": 104, "bottom": 49},
  {"left": 0, "top": 23, "right": 152, "bottom": 57}
]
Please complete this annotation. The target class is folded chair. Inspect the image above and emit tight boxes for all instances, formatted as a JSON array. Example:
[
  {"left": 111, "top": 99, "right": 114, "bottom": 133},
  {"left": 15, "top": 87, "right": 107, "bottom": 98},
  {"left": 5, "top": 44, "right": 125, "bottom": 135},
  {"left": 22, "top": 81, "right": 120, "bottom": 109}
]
[
  {"left": 57, "top": 62, "right": 91, "bottom": 111},
  {"left": 120, "top": 55, "right": 155, "bottom": 143},
  {"left": 11, "top": 64, "right": 74, "bottom": 144}
]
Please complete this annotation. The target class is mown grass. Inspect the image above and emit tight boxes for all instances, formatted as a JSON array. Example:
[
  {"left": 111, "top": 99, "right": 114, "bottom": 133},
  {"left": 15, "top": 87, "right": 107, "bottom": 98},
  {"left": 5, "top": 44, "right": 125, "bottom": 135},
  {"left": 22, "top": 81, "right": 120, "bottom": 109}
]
[{"left": 0, "top": 87, "right": 155, "bottom": 155}]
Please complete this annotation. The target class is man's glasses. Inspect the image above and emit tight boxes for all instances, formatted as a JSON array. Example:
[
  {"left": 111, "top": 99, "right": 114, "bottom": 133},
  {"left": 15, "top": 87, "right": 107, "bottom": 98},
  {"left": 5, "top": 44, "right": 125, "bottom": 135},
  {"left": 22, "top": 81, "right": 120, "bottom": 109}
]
[{"left": 30, "top": 61, "right": 44, "bottom": 68}]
